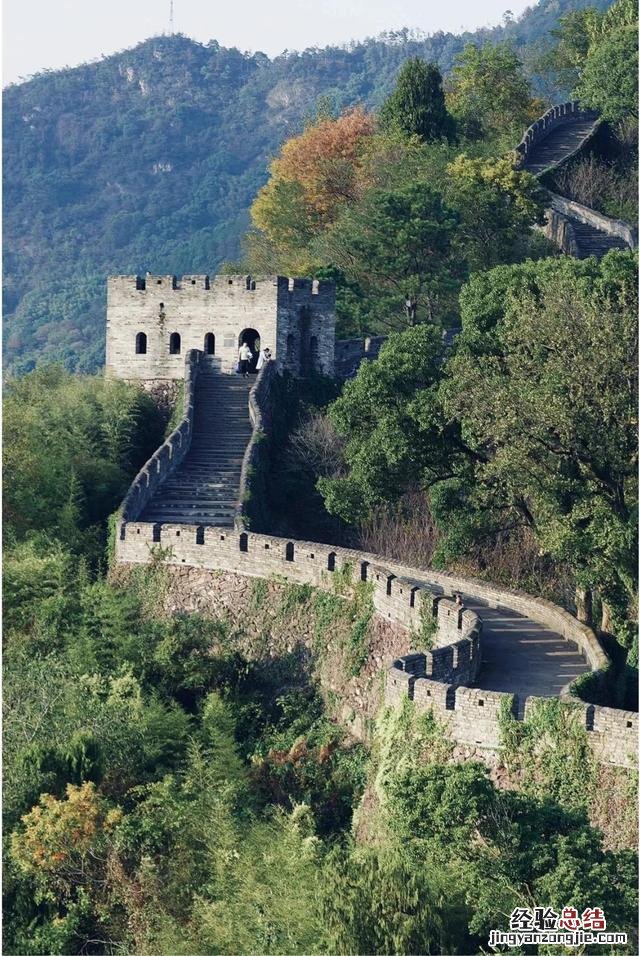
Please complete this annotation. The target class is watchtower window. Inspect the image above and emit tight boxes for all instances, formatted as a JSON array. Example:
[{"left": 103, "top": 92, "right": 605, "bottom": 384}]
[
  {"left": 135, "top": 332, "right": 147, "bottom": 354},
  {"left": 169, "top": 332, "right": 181, "bottom": 355},
  {"left": 204, "top": 333, "right": 215, "bottom": 355},
  {"left": 246, "top": 276, "right": 256, "bottom": 291},
  {"left": 286, "top": 333, "right": 295, "bottom": 361}
]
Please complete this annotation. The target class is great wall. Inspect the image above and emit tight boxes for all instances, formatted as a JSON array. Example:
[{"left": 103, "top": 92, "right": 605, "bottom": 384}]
[{"left": 111, "top": 104, "right": 638, "bottom": 771}]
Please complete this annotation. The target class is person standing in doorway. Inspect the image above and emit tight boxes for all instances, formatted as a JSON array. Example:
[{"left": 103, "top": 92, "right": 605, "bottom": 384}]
[{"left": 238, "top": 340, "right": 253, "bottom": 377}]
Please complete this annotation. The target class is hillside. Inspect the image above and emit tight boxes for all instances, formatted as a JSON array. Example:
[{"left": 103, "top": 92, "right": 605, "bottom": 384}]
[{"left": 3, "top": 0, "right": 613, "bottom": 374}]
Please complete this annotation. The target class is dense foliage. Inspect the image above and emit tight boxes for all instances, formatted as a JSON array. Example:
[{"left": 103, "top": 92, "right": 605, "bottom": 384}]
[
  {"left": 316, "top": 250, "right": 638, "bottom": 704},
  {"left": 240, "top": 50, "right": 548, "bottom": 334},
  {"left": 4, "top": 2, "right": 638, "bottom": 951},
  {"left": 3, "top": 367, "right": 165, "bottom": 563},
  {"left": 3, "top": 0, "right": 614, "bottom": 373},
  {"left": 4, "top": 373, "right": 637, "bottom": 951}
]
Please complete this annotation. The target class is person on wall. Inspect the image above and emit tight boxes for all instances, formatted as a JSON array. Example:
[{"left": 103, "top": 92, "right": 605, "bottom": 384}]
[
  {"left": 238, "top": 340, "right": 253, "bottom": 376},
  {"left": 256, "top": 346, "right": 272, "bottom": 371}
]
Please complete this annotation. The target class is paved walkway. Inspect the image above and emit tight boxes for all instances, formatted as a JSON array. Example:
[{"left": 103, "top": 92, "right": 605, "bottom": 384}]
[
  {"left": 521, "top": 115, "right": 599, "bottom": 176},
  {"left": 465, "top": 598, "right": 590, "bottom": 705}
]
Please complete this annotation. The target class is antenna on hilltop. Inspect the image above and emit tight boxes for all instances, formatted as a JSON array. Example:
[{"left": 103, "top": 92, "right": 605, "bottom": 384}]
[{"left": 169, "top": 0, "right": 175, "bottom": 35}]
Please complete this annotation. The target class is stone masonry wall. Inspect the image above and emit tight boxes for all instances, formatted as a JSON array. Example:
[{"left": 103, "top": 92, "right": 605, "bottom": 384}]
[
  {"left": 334, "top": 336, "right": 387, "bottom": 379},
  {"left": 513, "top": 101, "right": 599, "bottom": 172},
  {"left": 115, "top": 521, "right": 636, "bottom": 768},
  {"left": 118, "top": 349, "right": 202, "bottom": 522},
  {"left": 106, "top": 274, "right": 335, "bottom": 380},
  {"left": 236, "top": 358, "right": 278, "bottom": 532},
  {"left": 386, "top": 659, "right": 638, "bottom": 769}
]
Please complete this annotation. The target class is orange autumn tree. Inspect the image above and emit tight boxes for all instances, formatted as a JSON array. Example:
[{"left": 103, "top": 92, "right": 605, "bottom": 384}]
[
  {"left": 10, "top": 782, "right": 122, "bottom": 899},
  {"left": 251, "top": 107, "right": 376, "bottom": 272}
]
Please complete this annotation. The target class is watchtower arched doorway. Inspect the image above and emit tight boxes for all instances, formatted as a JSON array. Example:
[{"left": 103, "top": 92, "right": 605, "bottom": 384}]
[
  {"left": 204, "top": 332, "right": 215, "bottom": 355},
  {"left": 239, "top": 328, "right": 260, "bottom": 373}
]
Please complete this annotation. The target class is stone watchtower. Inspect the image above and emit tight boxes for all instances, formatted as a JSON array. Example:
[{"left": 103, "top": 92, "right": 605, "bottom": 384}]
[{"left": 105, "top": 273, "right": 336, "bottom": 381}]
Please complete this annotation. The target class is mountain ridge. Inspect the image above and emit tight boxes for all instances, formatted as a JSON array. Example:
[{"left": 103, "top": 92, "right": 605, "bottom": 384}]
[{"left": 3, "top": 0, "right": 613, "bottom": 373}]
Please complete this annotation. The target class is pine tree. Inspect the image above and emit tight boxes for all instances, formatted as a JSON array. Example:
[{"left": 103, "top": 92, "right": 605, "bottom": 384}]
[{"left": 380, "top": 58, "right": 454, "bottom": 143}]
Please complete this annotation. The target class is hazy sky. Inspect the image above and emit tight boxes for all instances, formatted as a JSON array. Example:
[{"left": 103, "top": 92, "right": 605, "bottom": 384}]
[{"left": 4, "top": 0, "right": 532, "bottom": 85}]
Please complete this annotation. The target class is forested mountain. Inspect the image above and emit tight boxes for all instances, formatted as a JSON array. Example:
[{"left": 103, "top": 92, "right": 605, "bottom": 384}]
[{"left": 3, "top": 0, "right": 613, "bottom": 373}]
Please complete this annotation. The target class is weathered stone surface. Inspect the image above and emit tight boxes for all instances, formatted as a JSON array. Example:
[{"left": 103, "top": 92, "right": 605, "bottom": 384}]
[{"left": 106, "top": 273, "right": 336, "bottom": 379}]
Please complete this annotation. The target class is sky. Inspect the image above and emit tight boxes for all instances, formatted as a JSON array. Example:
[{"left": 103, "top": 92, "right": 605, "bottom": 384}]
[{"left": 3, "top": 0, "right": 532, "bottom": 85}]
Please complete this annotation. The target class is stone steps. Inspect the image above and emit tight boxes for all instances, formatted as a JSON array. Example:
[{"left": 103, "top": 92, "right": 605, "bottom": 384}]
[
  {"left": 522, "top": 119, "right": 598, "bottom": 176},
  {"left": 139, "top": 367, "right": 253, "bottom": 527},
  {"left": 569, "top": 219, "right": 628, "bottom": 258},
  {"left": 523, "top": 114, "right": 629, "bottom": 259}
]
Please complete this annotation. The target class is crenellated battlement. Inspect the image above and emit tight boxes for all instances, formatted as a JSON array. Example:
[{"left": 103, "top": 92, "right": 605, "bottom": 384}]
[{"left": 108, "top": 274, "right": 336, "bottom": 296}]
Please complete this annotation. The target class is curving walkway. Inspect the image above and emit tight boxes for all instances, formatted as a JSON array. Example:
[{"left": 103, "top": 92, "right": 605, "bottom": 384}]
[
  {"left": 378, "top": 560, "right": 592, "bottom": 701},
  {"left": 520, "top": 111, "right": 600, "bottom": 176},
  {"left": 516, "top": 102, "right": 635, "bottom": 258},
  {"left": 465, "top": 600, "right": 589, "bottom": 701}
]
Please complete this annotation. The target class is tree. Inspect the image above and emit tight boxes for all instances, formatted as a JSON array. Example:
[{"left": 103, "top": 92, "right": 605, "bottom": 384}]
[
  {"left": 445, "top": 251, "right": 638, "bottom": 647},
  {"left": 250, "top": 108, "right": 376, "bottom": 270},
  {"left": 321, "top": 182, "right": 461, "bottom": 328},
  {"left": 380, "top": 58, "right": 454, "bottom": 143},
  {"left": 322, "top": 845, "right": 446, "bottom": 955},
  {"left": 447, "top": 43, "right": 538, "bottom": 143},
  {"left": 540, "top": 7, "right": 603, "bottom": 94},
  {"left": 318, "top": 324, "right": 453, "bottom": 524},
  {"left": 445, "top": 155, "right": 546, "bottom": 271},
  {"left": 575, "top": 21, "right": 639, "bottom": 123}
]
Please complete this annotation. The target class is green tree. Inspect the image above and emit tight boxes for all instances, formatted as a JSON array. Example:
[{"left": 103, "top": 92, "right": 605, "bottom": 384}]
[
  {"left": 380, "top": 58, "right": 455, "bottom": 143},
  {"left": 448, "top": 42, "right": 538, "bottom": 143},
  {"left": 540, "top": 6, "right": 603, "bottom": 94},
  {"left": 322, "top": 845, "right": 447, "bottom": 955},
  {"left": 445, "top": 251, "right": 638, "bottom": 647},
  {"left": 318, "top": 324, "right": 454, "bottom": 524},
  {"left": 322, "top": 183, "right": 461, "bottom": 328},
  {"left": 3, "top": 367, "right": 164, "bottom": 562},
  {"left": 445, "top": 154, "right": 546, "bottom": 271},
  {"left": 575, "top": 20, "right": 639, "bottom": 122}
]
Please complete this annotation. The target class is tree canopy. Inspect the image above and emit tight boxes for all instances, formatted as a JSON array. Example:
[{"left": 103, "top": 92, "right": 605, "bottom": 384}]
[{"left": 380, "top": 58, "right": 455, "bottom": 143}]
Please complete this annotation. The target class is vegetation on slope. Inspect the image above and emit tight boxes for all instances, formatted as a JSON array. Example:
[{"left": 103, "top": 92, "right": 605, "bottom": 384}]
[
  {"left": 3, "top": 2, "right": 638, "bottom": 951},
  {"left": 3, "top": 374, "right": 637, "bottom": 950}
]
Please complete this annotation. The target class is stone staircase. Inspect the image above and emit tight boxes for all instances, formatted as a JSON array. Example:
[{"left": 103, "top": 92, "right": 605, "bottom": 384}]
[
  {"left": 568, "top": 218, "right": 629, "bottom": 259},
  {"left": 140, "top": 360, "right": 254, "bottom": 527},
  {"left": 520, "top": 109, "right": 634, "bottom": 259},
  {"left": 520, "top": 115, "right": 599, "bottom": 177}
]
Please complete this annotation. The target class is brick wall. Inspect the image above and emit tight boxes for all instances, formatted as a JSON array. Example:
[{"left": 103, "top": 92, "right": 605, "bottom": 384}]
[
  {"left": 106, "top": 273, "right": 335, "bottom": 380},
  {"left": 387, "top": 656, "right": 637, "bottom": 769}
]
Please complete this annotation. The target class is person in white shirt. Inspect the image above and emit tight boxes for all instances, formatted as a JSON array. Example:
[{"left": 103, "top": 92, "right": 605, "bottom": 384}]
[{"left": 238, "top": 341, "right": 253, "bottom": 376}]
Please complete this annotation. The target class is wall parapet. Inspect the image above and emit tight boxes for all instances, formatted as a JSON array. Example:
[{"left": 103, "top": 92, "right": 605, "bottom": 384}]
[
  {"left": 236, "top": 358, "right": 278, "bottom": 532},
  {"left": 386, "top": 656, "right": 638, "bottom": 769},
  {"left": 334, "top": 336, "right": 387, "bottom": 379},
  {"left": 548, "top": 193, "right": 637, "bottom": 250},
  {"left": 114, "top": 524, "right": 633, "bottom": 767},
  {"left": 118, "top": 350, "right": 202, "bottom": 522},
  {"left": 514, "top": 101, "right": 599, "bottom": 173},
  {"left": 115, "top": 523, "right": 607, "bottom": 672}
]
